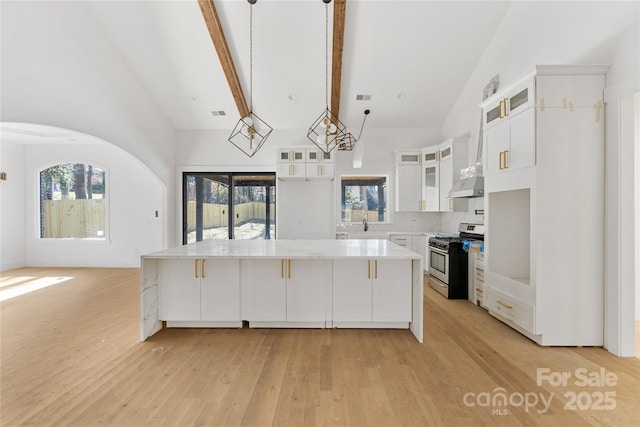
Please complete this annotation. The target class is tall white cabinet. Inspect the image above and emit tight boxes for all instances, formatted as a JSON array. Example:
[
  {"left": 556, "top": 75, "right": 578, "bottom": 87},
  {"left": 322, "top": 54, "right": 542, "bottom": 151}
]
[{"left": 481, "top": 65, "right": 608, "bottom": 346}]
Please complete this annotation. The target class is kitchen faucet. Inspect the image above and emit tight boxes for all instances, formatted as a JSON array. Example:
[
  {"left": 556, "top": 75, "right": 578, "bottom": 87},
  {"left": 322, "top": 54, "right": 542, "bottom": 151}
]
[{"left": 362, "top": 210, "right": 369, "bottom": 231}]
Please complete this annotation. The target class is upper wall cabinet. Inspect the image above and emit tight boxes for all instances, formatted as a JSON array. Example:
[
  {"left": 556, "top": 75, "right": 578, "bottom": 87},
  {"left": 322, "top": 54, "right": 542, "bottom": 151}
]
[
  {"left": 438, "top": 138, "right": 469, "bottom": 212},
  {"left": 277, "top": 146, "right": 335, "bottom": 179},
  {"left": 484, "top": 77, "right": 535, "bottom": 129},
  {"left": 394, "top": 138, "right": 468, "bottom": 213},
  {"left": 395, "top": 151, "right": 423, "bottom": 211}
]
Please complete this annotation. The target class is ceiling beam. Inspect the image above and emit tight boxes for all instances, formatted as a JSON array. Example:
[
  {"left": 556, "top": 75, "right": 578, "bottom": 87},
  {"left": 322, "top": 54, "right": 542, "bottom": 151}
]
[
  {"left": 198, "top": 0, "right": 249, "bottom": 118},
  {"left": 331, "top": 0, "right": 347, "bottom": 120}
]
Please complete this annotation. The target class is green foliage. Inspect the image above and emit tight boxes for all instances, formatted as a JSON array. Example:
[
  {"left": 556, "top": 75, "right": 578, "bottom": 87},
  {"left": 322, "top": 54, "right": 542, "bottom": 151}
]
[{"left": 41, "top": 163, "right": 73, "bottom": 184}]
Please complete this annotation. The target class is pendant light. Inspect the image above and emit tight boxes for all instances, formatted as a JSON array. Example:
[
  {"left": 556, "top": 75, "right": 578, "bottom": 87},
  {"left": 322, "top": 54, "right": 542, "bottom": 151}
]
[
  {"left": 351, "top": 110, "right": 370, "bottom": 168},
  {"left": 228, "top": 0, "right": 273, "bottom": 158},
  {"left": 337, "top": 109, "right": 370, "bottom": 151},
  {"left": 307, "top": 0, "right": 347, "bottom": 154}
]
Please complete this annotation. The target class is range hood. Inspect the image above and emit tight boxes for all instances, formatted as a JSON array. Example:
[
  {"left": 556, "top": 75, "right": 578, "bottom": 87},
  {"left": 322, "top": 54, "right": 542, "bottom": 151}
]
[{"left": 448, "top": 176, "right": 484, "bottom": 198}]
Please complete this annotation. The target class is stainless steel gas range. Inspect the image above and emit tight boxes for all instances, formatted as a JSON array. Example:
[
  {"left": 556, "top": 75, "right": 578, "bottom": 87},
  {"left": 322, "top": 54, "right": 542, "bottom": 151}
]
[{"left": 428, "top": 223, "right": 484, "bottom": 299}]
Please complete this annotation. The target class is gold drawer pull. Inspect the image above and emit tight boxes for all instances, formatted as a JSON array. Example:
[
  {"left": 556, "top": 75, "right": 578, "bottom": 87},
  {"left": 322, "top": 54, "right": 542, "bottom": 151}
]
[
  {"left": 194, "top": 259, "right": 199, "bottom": 278},
  {"left": 202, "top": 259, "right": 206, "bottom": 278},
  {"left": 368, "top": 260, "right": 371, "bottom": 279},
  {"left": 497, "top": 300, "right": 513, "bottom": 309}
]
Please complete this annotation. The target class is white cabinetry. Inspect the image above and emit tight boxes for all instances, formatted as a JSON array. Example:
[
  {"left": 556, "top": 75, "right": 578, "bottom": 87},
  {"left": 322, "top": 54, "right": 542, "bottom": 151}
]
[
  {"left": 395, "top": 140, "right": 468, "bottom": 212},
  {"left": 243, "top": 259, "right": 328, "bottom": 325},
  {"left": 421, "top": 147, "right": 439, "bottom": 211},
  {"left": 333, "top": 259, "right": 411, "bottom": 323},
  {"left": 468, "top": 251, "right": 485, "bottom": 306},
  {"left": 277, "top": 146, "right": 334, "bottom": 179},
  {"left": 438, "top": 138, "right": 469, "bottom": 212},
  {"left": 389, "top": 234, "right": 411, "bottom": 248},
  {"left": 481, "top": 65, "right": 608, "bottom": 346},
  {"left": 159, "top": 258, "right": 240, "bottom": 325},
  {"left": 395, "top": 151, "right": 422, "bottom": 211},
  {"left": 305, "top": 148, "right": 335, "bottom": 178}
]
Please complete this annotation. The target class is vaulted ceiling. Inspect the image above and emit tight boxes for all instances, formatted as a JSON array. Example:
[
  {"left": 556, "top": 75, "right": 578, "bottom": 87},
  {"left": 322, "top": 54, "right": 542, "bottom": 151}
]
[{"left": 80, "top": 0, "right": 511, "bottom": 132}]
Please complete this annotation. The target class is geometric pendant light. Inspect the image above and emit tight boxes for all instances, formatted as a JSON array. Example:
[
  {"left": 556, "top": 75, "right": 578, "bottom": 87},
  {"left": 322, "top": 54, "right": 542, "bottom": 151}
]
[
  {"left": 228, "top": 0, "right": 273, "bottom": 157},
  {"left": 307, "top": 0, "right": 347, "bottom": 154}
]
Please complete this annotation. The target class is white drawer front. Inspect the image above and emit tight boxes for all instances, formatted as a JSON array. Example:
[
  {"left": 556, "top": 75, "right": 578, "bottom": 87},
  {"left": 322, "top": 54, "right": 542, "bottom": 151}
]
[{"left": 485, "top": 287, "right": 535, "bottom": 334}]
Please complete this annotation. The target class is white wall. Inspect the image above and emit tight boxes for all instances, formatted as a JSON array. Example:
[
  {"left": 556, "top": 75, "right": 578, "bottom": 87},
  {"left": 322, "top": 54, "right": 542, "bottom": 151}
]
[
  {"left": 636, "top": 93, "right": 640, "bottom": 323},
  {"left": 22, "top": 142, "right": 165, "bottom": 268},
  {"left": 176, "top": 127, "right": 446, "bottom": 236},
  {"left": 1, "top": 1, "right": 177, "bottom": 247},
  {"left": 0, "top": 141, "right": 26, "bottom": 271},
  {"left": 442, "top": 1, "right": 639, "bottom": 137},
  {"left": 440, "top": 1, "right": 640, "bottom": 355}
]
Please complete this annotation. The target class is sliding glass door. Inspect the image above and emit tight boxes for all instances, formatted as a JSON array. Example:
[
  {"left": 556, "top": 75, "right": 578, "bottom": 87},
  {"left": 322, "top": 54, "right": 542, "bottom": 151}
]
[{"left": 183, "top": 173, "right": 275, "bottom": 244}]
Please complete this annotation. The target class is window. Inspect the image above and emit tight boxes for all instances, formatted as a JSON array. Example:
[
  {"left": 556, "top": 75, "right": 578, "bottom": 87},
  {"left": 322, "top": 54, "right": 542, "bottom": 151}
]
[
  {"left": 340, "top": 175, "right": 389, "bottom": 223},
  {"left": 183, "top": 172, "right": 276, "bottom": 243},
  {"left": 39, "top": 163, "right": 106, "bottom": 238}
]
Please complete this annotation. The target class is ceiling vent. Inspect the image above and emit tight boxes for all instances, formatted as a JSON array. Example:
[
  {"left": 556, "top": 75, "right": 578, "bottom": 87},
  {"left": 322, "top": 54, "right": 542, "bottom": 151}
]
[
  {"left": 211, "top": 110, "right": 226, "bottom": 117},
  {"left": 355, "top": 94, "right": 371, "bottom": 101}
]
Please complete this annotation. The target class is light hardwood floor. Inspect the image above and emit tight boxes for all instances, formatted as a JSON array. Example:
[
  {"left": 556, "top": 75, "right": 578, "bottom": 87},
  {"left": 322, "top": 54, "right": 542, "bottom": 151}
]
[{"left": 1, "top": 267, "right": 639, "bottom": 426}]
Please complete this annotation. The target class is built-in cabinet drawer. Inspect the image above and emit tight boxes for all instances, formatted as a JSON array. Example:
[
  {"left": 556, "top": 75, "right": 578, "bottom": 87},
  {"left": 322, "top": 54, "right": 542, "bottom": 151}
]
[
  {"left": 484, "top": 286, "right": 535, "bottom": 334},
  {"left": 389, "top": 234, "right": 411, "bottom": 248},
  {"left": 473, "top": 252, "right": 485, "bottom": 305}
]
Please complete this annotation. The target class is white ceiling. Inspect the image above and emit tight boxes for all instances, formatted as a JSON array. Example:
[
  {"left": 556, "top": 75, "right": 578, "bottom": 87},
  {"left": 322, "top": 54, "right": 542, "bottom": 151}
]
[{"left": 81, "top": 0, "right": 511, "bottom": 132}]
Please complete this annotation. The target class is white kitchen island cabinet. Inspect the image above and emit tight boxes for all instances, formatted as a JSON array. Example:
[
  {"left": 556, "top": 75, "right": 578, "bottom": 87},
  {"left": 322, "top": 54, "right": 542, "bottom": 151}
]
[
  {"left": 159, "top": 258, "right": 240, "bottom": 325},
  {"left": 140, "top": 239, "right": 423, "bottom": 342},
  {"left": 333, "top": 259, "right": 411, "bottom": 325},
  {"left": 242, "top": 258, "right": 329, "bottom": 326}
]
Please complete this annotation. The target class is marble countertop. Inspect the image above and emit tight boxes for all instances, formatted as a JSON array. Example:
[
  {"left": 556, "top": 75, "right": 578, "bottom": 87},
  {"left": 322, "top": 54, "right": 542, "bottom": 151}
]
[
  {"left": 142, "top": 239, "right": 422, "bottom": 260},
  {"left": 342, "top": 230, "right": 440, "bottom": 238}
]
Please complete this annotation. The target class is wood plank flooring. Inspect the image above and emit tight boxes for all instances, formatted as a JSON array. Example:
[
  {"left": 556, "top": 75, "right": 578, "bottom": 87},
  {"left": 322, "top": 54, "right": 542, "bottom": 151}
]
[{"left": 1, "top": 267, "right": 639, "bottom": 426}]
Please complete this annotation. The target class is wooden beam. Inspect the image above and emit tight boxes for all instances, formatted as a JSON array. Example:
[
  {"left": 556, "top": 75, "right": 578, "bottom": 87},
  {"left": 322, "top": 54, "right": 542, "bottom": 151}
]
[
  {"left": 198, "top": 0, "right": 249, "bottom": 118},
  {"left": 331, "top": 0, "right": 346, "bottom": 120}
]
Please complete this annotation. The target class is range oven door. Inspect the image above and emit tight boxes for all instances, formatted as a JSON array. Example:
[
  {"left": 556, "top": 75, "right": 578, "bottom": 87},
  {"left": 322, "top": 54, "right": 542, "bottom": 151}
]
[{"left": 428, "top": 245, "right": 448, "bottom": 284}]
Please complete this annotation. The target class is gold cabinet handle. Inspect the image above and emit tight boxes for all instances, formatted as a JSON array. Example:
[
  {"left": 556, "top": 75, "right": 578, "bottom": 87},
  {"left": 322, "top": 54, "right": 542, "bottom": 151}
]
[
  {"left": 503, "top": 98, "right": 509, "bottom": 116},
  {"left": 281, "top": 259, "right": 284, "bottom": 278},
  {"left": 194, "top": 259, "right": 199, "bottom": 278},
  {"left": 499, "top": 100, "right": 504, "bottom": 118},
  {"left": 499, "top": 151, "right": 503, "bottom": 170},
  {"left": 503, "top": 150, "right": 508, "bottom": 169},
  {"left": 368, "top": 260, "right": 371, "bottom": 279},
  {"left": 202, "top": 259, "right": 206, "bottom": 278},
  {"left": 375, "top": 260, "right": 378, "bottom": 279},
  {"left": 288, "top": 260, "right": 291, "bottom": 279},
  {"left": 497, "top": 300, "right": 512, "bottom": 309}
]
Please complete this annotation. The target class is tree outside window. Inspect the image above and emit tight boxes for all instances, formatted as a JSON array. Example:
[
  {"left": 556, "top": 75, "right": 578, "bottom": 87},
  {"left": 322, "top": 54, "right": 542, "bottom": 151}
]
[
  {"left": 39, "top": 163, "right": 106, "bottom": 238},
  {"left": 340, "top": 175, "right": 388, "bottom": 223}
]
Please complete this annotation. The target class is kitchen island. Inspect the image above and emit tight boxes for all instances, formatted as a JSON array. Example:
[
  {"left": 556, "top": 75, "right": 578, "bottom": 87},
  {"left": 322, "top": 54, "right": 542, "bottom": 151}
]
[{"left": 141, "top": 239, "right": 423, "bottom": 342}]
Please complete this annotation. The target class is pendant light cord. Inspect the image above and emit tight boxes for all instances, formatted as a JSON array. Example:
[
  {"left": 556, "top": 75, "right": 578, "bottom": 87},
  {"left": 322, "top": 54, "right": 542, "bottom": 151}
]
[
  {"left": 325, "top": 1, "right": 329, "bottom": 109},
  {"left": 356, "top": 110, "right": 370, "bottom": 140},
  {"left": 249, "top": 3, "right": 253, "bottom": 113}
]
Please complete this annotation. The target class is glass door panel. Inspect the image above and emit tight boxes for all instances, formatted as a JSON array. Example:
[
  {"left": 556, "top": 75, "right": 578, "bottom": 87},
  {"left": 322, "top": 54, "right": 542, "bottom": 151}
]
[
  {"left": 184, "top": 174, "right": 230, "bottom": 243},
  {"left": 232, "top": 175, "right": 276, "bottom": 240}
]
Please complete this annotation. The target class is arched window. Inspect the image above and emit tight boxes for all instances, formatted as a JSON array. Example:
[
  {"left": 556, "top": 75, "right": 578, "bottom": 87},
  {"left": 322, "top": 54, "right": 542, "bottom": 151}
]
[{"left": 39, "top": 163, "right": 106, "bottom": 238}]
